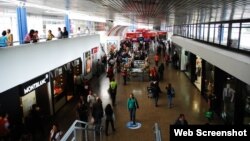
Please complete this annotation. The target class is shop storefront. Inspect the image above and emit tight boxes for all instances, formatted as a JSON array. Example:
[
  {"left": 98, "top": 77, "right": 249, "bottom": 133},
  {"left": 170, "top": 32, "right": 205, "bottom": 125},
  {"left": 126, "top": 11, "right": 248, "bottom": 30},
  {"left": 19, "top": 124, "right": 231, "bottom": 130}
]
[
  {"left": 0, "top": 87, "right": 22, "bottom": 127},
  {"left": 213, "top": 67, "right": 250, "bottom": 124},
  {"left": 202, "top": 61, "right": 215, "bottom": 101},
  {"left": 72, "top": 58, "right": 83, "bottom": 97},
  {"left": 84, "top": 51, "right": 92, "bottom": 77},
  {"left": 183, "top": 51, "right": 191, "bottom": 79},
  {"left": 173, "top": 44, "right": 203, "bottom": 92},
  {"left": 171, "top": 43, "right": 181, "bottom": 70},
  {"left": 91, "top": 47, "right": 99, "bottom": 76},
  {"left": 21, "top": 73, "right": 52, "bottom": 121},
  {"left": 52, "top": 58, "right": 82, "bottom": 113},
  {"left": 243, "top": 84, "right": 250, "bottom": 125},
  {"left": 194, "top": 56, "right": 202, "bottom": 91},
  {"left": 52, "top": 66, "right": 67, "bottom": 113}
]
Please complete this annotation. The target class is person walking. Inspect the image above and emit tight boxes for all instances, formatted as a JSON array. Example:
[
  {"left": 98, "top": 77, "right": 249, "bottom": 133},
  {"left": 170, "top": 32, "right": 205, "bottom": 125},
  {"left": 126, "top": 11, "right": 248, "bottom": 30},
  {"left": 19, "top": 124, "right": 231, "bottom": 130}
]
[
  {"left": 166, "top": 83, "right": 175, "bottom": 108},
  {"left": 92, "top": 97, "right": 104, "bottom": 135},
  {"left": 158, "top": 63, "right": 165, "bottom": 81},
  {"left": 127, "top": 93, "right": 139, "bottom": 125},
  {"left": 154, "top": 54, "right": 159, "bottom": 67},
  {"left": 107, "top": 66, "right": 114, "bottom": 82},
  {"left": 121, "top": 68, "right": 128, "bottom": 85},
  {"left": 109, "top": 78, "right": 118, "bottom": 106},
  {"left": 0, "top": 113, "right": 10, "bottom": 141},
  {"left": 104, "top": 104, "right": 115, "bottom": 136},
  {"left": 76, "top": 101, "right": 88, "bottom": 123},
  {"left": 151, "top": 81, "right": 160, "bottom": 107},
  {"left": 87, "top": 90, "right": 96, "bottom": 112}
]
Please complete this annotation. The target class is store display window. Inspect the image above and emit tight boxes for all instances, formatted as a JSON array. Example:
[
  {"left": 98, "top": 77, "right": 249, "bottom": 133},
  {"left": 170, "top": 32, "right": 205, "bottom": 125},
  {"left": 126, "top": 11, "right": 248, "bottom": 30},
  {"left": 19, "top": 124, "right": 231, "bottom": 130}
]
[
  {"left": 84, "top": 51, "right": 92, "bottom": 75},
  {"left": 205, "top": 63, "right": 215, "bottom": 98},
  {"left": 53, "top": 67, "right": 64, "bottom": 98},
  {"left": 73, "top": 59, "right": 81, "bottom": 76},
  {"left": 194, "top": 56, "right": 202, "bottom": 91},
  {"left": 243, "top": 84, "right": 250, "bottom": 125},
  {"left": 184, "top": 51, "right": 191, "bottom": 79},
  {"left": 221, "top": 76, "right": 236, "bottom": 124}
]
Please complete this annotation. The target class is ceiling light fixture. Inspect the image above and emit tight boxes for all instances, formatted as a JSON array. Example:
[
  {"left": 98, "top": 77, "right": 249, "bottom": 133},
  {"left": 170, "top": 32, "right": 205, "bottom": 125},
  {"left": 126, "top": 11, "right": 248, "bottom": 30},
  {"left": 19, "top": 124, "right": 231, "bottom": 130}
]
[{"left": 0, "top": 0, "right": 106, "bottom": 22}]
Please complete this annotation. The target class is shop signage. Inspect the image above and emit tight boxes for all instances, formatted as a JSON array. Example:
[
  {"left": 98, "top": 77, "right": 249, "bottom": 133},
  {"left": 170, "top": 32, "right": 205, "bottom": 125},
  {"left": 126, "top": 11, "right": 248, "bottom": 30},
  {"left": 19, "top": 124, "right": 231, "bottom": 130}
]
[{"left": 23, "top": 74, "right": 49, "bottom": 95}]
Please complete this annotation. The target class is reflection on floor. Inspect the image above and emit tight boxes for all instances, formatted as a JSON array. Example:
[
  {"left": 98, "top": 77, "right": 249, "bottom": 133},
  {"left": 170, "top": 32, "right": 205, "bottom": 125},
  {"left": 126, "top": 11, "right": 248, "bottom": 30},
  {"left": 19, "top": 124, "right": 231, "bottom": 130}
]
[
  {"left": 194, "top": 75, "right": 202, "bottom": 91},
  {"left": 51, "top": 55, "right": 223, "bottom": 141}
]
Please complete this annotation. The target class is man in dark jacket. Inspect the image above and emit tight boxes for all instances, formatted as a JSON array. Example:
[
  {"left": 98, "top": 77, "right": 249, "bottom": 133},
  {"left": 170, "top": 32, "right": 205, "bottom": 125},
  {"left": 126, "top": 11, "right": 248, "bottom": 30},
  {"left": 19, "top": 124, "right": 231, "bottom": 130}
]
[
  {"left": 158, "top": 63, "right": 164, "bottom": 81},
  {"left": 92, "top": 97, "right": 103, "bottom": 134},
  {"left": 152, "top": 81, "right": 160, "bottom": 107},
  {"left": 174, "top": 114, "right": 188, "bottom": 125}
]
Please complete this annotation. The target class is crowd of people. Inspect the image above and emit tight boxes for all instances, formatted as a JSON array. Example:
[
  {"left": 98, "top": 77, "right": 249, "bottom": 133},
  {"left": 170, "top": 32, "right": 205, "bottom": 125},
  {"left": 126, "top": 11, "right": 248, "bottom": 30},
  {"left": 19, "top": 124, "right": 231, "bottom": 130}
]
[
  {"left": 0, "top": 37, "right": 194, "bottom": 141},
  {"left": 24, "top": 27, "right": 69, "bottom": 44},
  {"left": 0, "top": 29, "right": 13, "bottom": 47},
  {"left": 0, "top": 26, "right": 79, "bottom": 47}
]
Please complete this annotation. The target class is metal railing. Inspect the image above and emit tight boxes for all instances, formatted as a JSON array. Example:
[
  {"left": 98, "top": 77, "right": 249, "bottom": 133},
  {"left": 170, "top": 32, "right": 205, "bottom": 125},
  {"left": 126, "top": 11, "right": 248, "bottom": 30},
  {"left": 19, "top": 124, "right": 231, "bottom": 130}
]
[
  {"left": 153, "top": 123, "right": 162, "bottom": 141},
  {"left": 7, "top": 33, "right": 96, "bottom": 47},
  {"left": 60, "top": 120, "right": 103, "bottom": 141}
]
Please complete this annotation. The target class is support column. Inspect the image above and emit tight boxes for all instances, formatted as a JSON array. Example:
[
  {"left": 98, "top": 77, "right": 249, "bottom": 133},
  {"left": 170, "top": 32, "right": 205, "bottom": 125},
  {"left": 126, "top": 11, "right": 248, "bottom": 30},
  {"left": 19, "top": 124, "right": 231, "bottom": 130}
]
[
  {"left": 190, "top": 53, "right": 196, "bottom": 83},
  {"left": 201, "top": 59, "right": 207, "bottom": 100},
  {"left": 17, "top": 7, "right": 28, "bottom": 44},
  {"left": 64, "top": 15, "right": 70, "bottom": 34}
]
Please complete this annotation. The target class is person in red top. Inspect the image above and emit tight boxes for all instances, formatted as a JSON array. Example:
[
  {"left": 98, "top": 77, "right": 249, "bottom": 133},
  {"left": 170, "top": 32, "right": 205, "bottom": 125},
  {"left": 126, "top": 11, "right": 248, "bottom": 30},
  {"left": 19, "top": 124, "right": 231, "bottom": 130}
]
[
  {"left": 0, "top": 113, "right": 10, "bottom": 140},
  {"left": 164, "top": 53, "right": 170, "bottom": 66},
  {"left": 149, "top": 67, "right": 158, "bottom": 81},
  {"left": 121, "top": 68, "right": 128, "bottom": 85},
  {"left": 154, "top": 54, "right": 159, "bottom": 66},
  {"left": 107, "top": 66, "right": 114, "bottom": 81}
]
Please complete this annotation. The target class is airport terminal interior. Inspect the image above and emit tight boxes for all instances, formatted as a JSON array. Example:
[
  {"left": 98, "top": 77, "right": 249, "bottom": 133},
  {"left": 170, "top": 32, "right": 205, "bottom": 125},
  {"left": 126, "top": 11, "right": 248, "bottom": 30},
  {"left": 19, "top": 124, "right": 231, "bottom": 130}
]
[{"left": 0, "top": 0, "right": 250, "bottom": 141}]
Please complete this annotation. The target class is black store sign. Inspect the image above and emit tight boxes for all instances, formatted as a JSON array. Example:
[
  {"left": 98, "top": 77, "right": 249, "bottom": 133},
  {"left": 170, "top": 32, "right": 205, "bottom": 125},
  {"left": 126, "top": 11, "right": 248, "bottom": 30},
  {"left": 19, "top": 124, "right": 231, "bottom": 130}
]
[{"left": 22, "top": 73, "right": 49, "bottom": 96}]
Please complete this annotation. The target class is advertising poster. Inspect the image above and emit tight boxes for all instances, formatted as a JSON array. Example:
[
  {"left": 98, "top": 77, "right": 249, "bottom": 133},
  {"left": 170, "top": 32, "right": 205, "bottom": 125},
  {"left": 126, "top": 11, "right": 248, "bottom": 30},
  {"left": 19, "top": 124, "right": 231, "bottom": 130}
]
[
  {"left": 84, "top": 51, "right": 92, "bottom": 75},
  {"left": 92, "top": 47, "right": 98, "bottom": 61},
  {"left": 107, "top": 40, "right": 118, "bottom": 53}
]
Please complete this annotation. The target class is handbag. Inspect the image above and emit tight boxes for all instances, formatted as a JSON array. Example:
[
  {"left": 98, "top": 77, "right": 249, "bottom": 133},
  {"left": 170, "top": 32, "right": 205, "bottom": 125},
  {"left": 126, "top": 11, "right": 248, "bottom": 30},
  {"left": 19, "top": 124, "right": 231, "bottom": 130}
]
[{"left": 90, "top": 117, "right": 95, "bottom": 124}]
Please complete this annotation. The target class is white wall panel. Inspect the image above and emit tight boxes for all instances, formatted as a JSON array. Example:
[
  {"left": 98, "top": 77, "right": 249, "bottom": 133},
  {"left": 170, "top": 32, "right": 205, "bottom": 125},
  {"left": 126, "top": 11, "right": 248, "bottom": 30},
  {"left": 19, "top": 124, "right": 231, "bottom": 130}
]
[
  {"left": 0, "top": 35, "right": 100, "bottom": 93},
  {"left": 172, "top": 36, "right": 250, "bottom": 85}
]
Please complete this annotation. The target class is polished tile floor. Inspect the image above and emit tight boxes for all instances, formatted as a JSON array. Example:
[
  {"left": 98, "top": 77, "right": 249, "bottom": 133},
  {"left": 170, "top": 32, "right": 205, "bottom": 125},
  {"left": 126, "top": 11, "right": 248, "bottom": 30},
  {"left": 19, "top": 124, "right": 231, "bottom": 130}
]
[{"left": 51, "top": 51, "right": 223, "bottom": 141}]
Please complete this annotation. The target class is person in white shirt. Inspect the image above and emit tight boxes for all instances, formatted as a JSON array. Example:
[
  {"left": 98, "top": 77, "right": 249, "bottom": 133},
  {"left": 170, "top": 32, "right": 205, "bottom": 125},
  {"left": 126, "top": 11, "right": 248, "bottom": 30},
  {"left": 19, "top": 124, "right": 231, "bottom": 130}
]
[
  {"left": 57, "top": 27, "right": 62, "bottom": 39},
  {"left": 87, "top": 90, "right": 96, "bottom": 109},
  {"left": 77, "top": 27, "right": 82, "bottom": 36},
  {"left": 50, "top": 123, "right": 63, "bottom": 141}
]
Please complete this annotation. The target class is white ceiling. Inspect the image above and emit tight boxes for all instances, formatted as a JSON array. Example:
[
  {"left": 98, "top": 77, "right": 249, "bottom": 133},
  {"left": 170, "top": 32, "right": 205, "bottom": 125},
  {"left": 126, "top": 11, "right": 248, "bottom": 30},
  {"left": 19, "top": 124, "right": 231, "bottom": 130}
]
[{"left": 1, "top": 0, "right": 250, "bottom": 26}]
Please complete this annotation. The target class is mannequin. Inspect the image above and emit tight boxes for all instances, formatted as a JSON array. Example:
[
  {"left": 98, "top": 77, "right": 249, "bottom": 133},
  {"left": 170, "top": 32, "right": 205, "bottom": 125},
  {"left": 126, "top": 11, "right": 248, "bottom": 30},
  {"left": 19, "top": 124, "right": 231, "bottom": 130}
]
[
  {"left": 196, "top": 59, "right": 201, "bottom": 76},
  {"left": 223, "top": 84, "right": 235, "bottom": 102},
  {"left": 222, "top": 83, "right": 235, "bottom": 118}
]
